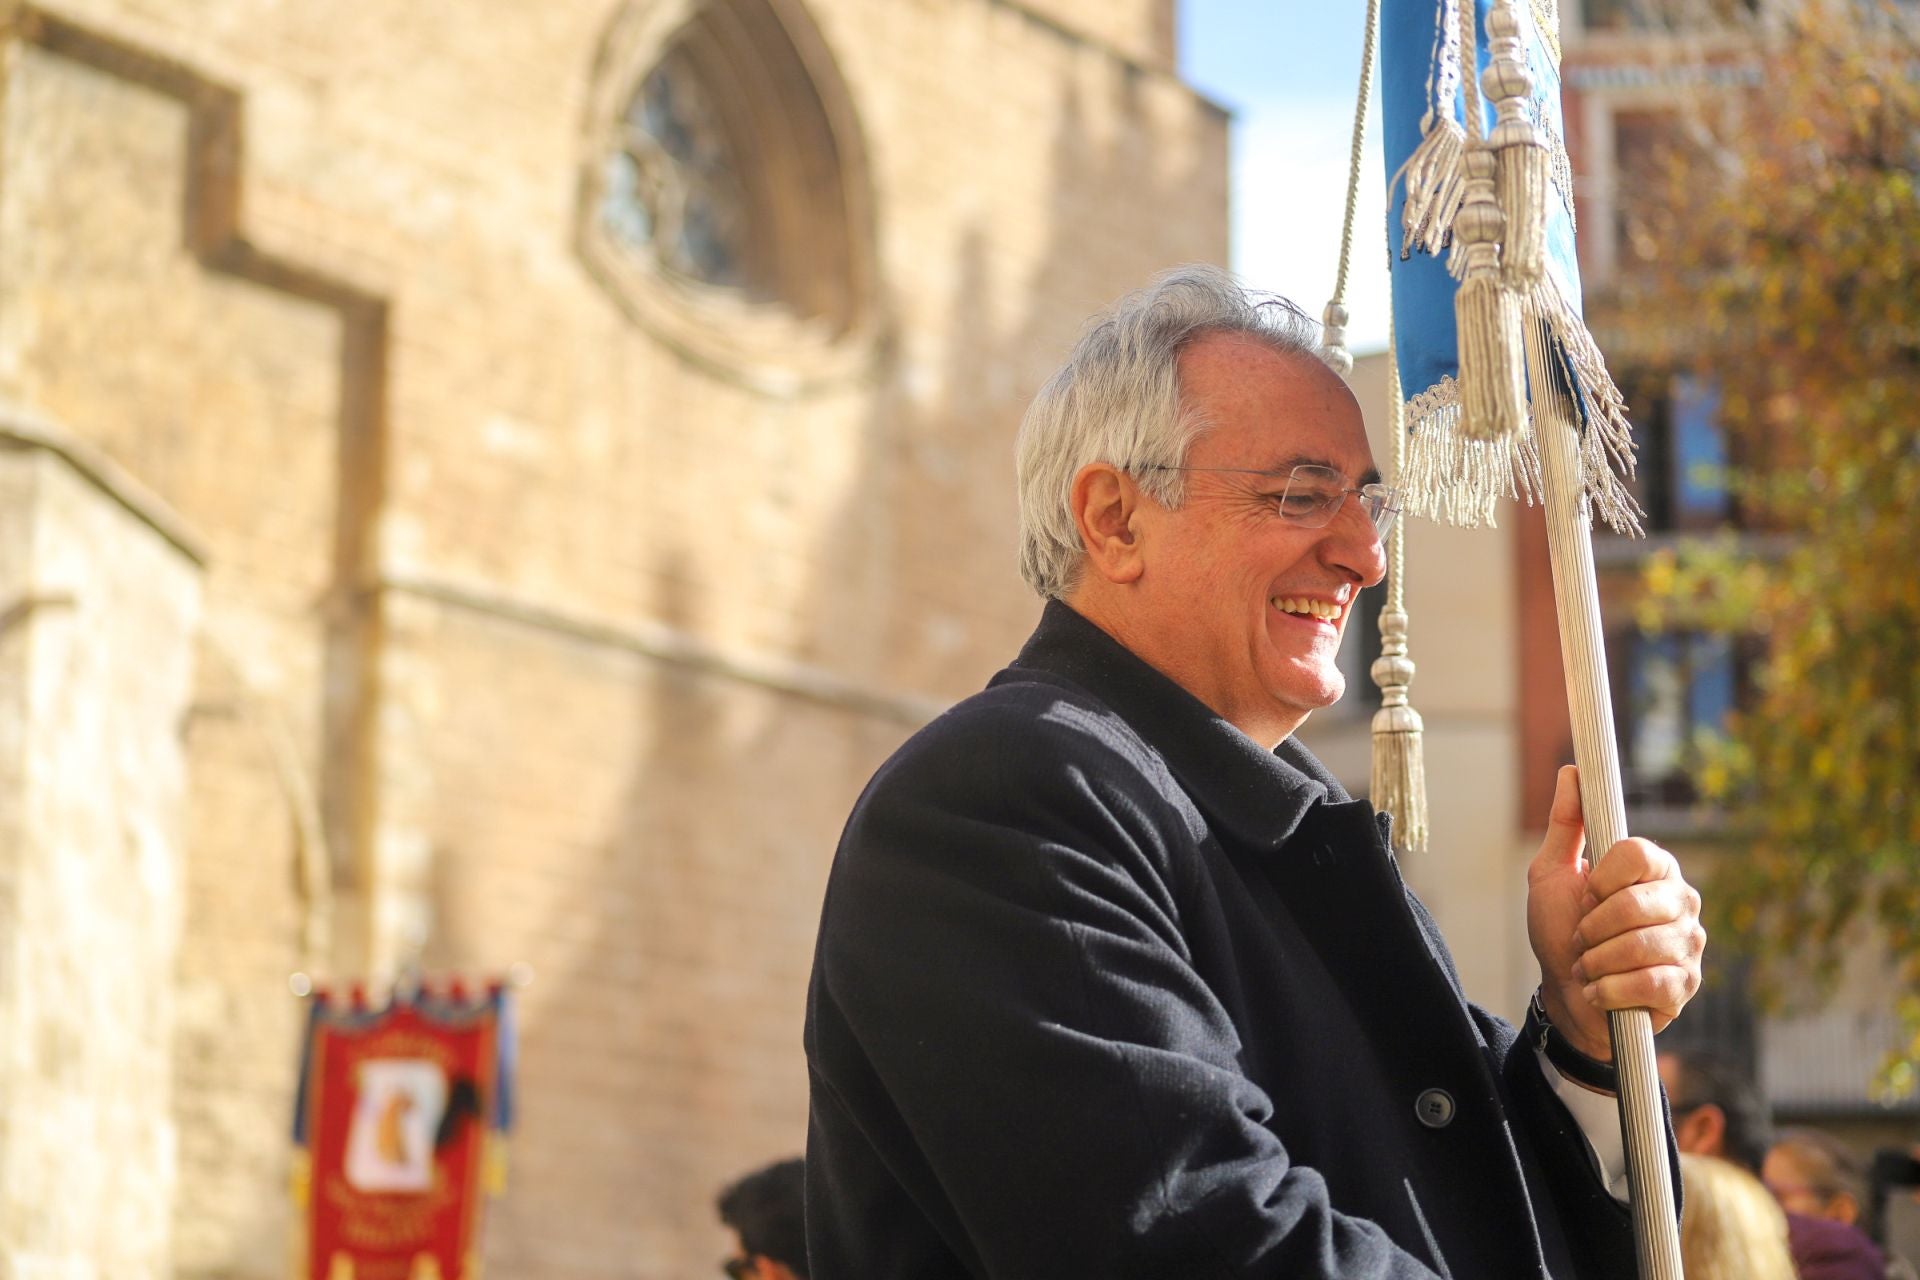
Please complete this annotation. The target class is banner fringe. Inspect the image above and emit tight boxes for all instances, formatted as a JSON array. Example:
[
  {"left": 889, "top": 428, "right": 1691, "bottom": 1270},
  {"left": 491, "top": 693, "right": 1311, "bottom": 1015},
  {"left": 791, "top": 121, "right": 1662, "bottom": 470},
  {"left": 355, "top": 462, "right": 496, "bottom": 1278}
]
[
  {"left": 1401, "top": 376, "right": 1539, "bottom": 528},
  {"left": 1401, "top": 274, "right": 1646, "bottom": 534},
  {"left": 1525, "top": 281, "right": 1644, "bottom": 536}
]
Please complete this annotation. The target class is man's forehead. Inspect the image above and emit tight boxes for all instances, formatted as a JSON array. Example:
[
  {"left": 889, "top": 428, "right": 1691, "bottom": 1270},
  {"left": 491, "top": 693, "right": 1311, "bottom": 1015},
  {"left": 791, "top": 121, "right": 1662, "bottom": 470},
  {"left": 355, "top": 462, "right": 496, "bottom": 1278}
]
[{"left": 1176, "top": 343, "right": 1380, "bottom": 483}]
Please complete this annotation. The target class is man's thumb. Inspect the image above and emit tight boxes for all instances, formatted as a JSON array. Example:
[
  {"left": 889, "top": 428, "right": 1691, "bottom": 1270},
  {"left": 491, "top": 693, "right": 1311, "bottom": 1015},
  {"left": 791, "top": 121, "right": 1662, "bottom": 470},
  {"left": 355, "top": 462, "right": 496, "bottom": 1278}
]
[{"left": 1532, "top": 764, "right": 1587, "bottom": 877}]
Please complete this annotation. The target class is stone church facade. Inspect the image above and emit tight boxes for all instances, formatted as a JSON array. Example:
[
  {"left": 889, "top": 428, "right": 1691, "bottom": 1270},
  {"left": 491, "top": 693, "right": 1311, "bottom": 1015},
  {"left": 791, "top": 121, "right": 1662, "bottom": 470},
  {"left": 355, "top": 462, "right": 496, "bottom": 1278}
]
[{"left": 0, "top": 0, "right": 1226, "bottom": 1274}]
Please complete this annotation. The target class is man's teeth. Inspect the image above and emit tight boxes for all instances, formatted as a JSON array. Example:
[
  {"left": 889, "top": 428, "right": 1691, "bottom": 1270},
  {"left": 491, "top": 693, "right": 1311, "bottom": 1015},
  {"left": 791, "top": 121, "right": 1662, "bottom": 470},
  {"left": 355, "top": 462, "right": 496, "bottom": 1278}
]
[{"left": 1274, "top": 597, "right": 1341, "bottom": 621}]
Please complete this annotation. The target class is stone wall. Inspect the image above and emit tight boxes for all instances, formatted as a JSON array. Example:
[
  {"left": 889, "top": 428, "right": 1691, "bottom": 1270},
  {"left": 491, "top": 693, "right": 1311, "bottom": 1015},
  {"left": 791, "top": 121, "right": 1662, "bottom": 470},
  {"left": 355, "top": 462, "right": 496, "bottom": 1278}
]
[
  {"left": 0, "top": 422, "right": 202, "bottom": 1278},
  {"left": 0, "top": 0, "right": 1227, "bottom": 1274}
]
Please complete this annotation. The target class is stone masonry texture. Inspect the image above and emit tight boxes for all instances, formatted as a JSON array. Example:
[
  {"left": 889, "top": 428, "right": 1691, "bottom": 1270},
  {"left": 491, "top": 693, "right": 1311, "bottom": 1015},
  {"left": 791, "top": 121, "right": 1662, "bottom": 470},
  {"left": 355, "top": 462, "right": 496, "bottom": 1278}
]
[
  {"left": 0, "top": 436, "right": 202, "bottom": 1279},
  {"left": 0, "top": 0, "right": 1226, "bottom": 1274}
]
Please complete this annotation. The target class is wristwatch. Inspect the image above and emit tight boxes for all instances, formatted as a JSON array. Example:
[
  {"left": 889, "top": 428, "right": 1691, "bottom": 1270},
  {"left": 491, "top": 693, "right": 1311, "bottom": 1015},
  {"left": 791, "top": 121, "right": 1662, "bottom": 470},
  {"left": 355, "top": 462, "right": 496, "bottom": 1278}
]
[{"left": 1525, "top": 987, "right": 1620, "bottom": 1094}]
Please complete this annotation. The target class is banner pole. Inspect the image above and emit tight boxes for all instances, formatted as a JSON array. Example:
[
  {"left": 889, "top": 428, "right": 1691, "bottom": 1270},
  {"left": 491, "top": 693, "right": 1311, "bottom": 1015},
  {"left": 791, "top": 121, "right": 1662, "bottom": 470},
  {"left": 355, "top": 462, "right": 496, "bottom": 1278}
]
[{"left": 1525, "top": 319, "right": 1684, "bottom": 1278}]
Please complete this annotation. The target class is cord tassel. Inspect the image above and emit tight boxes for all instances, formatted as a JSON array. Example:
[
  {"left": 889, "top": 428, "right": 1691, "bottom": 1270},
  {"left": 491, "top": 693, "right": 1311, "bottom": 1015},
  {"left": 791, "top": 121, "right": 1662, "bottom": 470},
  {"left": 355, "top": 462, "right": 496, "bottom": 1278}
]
[
  {"left": 1485, "top": 0, "right": 1548, "bottom": 286},
  {"left": 1451, "top": 146, "right": 1527, "bottom": 440},
  {"left": 1370, "top": 608, "right": 1428, "bottom": 854},
  {"left": 1394, "top": 0, "right": 1467, "bottom": 258}
]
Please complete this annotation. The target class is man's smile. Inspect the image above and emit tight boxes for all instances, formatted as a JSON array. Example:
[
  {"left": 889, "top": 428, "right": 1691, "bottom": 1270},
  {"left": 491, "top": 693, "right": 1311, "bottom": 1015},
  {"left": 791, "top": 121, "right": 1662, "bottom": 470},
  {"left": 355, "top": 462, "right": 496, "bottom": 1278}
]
[{"left": 1269, "top": 595, "right": 1345, "bottom": 626}]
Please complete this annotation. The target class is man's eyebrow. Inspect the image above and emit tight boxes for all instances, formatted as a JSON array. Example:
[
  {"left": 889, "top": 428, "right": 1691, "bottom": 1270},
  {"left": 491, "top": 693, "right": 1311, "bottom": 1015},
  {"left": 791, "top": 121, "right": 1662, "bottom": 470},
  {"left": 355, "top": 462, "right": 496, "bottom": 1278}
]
[{"left": 1261, "top": 455, "right": 1383, "bottom": 487}]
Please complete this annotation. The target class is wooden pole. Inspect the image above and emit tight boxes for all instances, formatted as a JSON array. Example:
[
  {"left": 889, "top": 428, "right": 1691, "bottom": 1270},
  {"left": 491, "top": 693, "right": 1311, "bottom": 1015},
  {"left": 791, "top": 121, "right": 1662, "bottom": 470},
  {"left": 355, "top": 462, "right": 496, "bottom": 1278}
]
[{"left": 1525, "top": 320, "right": 1684, "bottom": 1279}]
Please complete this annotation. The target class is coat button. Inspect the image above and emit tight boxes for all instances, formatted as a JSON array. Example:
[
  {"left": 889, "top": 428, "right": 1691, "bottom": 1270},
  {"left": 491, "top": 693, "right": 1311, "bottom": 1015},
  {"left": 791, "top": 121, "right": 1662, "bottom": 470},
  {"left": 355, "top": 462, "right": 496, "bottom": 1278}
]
[{"left": 1415, "top": 1088, "right": 1456, "bottom": 1129}]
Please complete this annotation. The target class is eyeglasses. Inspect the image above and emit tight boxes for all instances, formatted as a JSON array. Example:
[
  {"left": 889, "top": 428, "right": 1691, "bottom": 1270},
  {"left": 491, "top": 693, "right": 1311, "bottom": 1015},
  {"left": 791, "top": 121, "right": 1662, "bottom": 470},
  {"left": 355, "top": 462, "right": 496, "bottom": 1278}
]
[{"left": 1141, "top": 463, "right": 1402, "bottom": 538}]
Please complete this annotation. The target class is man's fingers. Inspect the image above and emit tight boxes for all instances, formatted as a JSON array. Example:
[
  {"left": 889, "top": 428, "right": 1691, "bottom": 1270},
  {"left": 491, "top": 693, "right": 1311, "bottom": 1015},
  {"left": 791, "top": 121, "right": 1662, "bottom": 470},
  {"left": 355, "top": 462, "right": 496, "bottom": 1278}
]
[
  {"left": 1586, "top": 836, "right": 1677, "bottom": 898},
  {"left": 1575, "top": 963, "right": 1700, "bottom": 1027},
  {"left": 1574, "top": 878, "right": 1701, "bottom": 948},
  {"left": 1574, "top": 918, "right": 1707, "bottom": 986}
]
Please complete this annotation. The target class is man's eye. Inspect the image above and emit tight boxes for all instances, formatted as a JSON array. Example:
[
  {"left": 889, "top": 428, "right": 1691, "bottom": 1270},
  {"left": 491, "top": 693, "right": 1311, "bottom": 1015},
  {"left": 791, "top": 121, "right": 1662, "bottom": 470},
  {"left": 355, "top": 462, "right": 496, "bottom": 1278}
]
[{"left": 1274, "top": 492, "right": 1326, "bottom": 517}]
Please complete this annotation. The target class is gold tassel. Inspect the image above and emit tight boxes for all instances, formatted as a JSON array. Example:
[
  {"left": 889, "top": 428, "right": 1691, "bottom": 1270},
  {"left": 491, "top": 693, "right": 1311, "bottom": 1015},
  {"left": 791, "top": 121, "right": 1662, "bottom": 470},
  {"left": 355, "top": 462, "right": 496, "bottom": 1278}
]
[
  {"left": 1451, "top": 145, "right": 1527, "bottom": 440},
  {"left": 1373, "top": 325, "right": 1429, "bottom": 854},
  {"left": 1484, "top": 0, "right": 1548, "bottom": 286},
  {"left": 1370, "top": 608, "right": 1428, "bottom": 853},
  {"left": 1395, "top": 0, "right": 1468, "bottom": 258},
  {"left": 1396, "top": 119, "right": 1467, "bottom": 259}
]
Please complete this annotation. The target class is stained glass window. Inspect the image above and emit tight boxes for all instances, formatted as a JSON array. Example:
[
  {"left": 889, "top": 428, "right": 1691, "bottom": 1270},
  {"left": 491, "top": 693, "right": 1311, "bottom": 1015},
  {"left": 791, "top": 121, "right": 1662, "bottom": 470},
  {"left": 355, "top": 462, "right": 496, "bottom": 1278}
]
[{"left": 600, "top": 45, "right": 757, "bottom": 294}]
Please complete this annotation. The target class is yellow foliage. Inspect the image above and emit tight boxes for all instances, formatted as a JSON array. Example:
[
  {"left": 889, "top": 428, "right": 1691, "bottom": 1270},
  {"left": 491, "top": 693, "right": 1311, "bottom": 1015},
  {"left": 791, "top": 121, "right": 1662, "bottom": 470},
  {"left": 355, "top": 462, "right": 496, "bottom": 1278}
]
[{"left": 1623, "top": 0, "right": 1920, "bottom": 1082}]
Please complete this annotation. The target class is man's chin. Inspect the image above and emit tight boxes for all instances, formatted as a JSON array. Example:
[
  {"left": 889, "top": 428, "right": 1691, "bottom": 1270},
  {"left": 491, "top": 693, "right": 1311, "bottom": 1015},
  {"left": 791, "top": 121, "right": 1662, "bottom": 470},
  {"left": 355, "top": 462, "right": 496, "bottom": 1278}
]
[{"left": 1274, "top": 667, "right": 1346, "bottom": 715}]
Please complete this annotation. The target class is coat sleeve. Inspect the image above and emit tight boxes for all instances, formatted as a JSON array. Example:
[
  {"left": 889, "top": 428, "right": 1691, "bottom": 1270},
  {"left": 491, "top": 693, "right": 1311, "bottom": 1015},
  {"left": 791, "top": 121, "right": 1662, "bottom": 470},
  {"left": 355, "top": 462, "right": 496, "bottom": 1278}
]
[{"left": 808, "top": 694, "right": 1445, "bottom": 1280}]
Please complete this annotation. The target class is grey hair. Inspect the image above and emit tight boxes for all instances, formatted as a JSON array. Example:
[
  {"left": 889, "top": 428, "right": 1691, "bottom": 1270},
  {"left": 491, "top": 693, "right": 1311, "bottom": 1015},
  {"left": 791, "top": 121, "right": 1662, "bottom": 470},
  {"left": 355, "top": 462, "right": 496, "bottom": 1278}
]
[{"left": 1015, "top": 264, "right": 1324, "bottom": 599}]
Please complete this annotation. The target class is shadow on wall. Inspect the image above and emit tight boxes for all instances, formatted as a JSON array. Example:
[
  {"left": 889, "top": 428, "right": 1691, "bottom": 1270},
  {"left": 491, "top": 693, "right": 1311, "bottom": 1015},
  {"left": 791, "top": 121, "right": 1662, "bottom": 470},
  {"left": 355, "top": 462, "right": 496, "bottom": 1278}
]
[{"left": 437, "top": 52, "right": 1224, "bottom": 1280}]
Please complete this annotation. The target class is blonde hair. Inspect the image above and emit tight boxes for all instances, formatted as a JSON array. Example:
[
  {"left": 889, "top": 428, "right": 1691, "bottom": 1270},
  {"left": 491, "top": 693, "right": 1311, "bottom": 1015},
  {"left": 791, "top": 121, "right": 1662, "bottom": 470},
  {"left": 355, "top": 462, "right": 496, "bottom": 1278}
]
[{"left": 1680, "top": 1153, "right": 1798, "bottom": 1280}]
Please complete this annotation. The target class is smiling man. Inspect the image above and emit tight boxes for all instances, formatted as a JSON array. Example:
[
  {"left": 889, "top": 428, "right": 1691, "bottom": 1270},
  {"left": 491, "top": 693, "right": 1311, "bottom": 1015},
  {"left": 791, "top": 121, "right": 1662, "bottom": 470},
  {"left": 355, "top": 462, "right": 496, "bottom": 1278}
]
[{"left": 804, "top": 267, "right": 1705, "bottom": 1278}]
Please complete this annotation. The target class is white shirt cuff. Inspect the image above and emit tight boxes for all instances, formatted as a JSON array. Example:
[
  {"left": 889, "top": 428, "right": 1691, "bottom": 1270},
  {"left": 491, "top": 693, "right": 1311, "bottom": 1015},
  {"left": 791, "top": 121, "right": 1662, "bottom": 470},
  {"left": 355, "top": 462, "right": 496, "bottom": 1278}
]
[{"left": 1537, "top": 1047, "right": 1629, "bottom": 1203}]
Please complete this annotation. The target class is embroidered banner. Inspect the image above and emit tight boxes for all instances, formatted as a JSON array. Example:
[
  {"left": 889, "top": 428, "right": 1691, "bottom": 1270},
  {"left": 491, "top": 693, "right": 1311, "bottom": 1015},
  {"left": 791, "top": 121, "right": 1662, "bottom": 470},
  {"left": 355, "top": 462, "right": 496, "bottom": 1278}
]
[
  {"left": 1381, "top": 0, "right": 1639, "bottom": 531},
  {"left": 292, "top": 980, "right": 515, "bottom": 1280}
]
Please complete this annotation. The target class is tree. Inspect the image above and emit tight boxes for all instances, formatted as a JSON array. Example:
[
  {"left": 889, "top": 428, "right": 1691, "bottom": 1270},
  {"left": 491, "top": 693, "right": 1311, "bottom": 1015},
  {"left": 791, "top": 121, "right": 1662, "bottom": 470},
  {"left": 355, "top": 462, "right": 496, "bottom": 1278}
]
[{"left": 1620, "top": 1, "right": 1920, "bottom": 1092}]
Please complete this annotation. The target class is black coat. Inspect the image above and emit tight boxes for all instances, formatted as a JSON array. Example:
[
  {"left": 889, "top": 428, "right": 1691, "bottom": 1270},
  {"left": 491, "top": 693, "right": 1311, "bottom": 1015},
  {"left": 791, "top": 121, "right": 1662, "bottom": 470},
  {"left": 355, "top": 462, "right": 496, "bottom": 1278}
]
[{"left": 806, "top": 601, "right": 1649, "bottom": 1278}]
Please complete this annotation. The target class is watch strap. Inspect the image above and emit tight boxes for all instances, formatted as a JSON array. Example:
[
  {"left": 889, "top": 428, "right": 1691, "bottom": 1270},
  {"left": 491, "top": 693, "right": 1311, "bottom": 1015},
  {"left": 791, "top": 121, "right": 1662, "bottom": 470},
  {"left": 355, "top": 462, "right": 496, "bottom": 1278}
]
[{"left": 1526, "top": 988, "right": 1620, "bottom": 1094}]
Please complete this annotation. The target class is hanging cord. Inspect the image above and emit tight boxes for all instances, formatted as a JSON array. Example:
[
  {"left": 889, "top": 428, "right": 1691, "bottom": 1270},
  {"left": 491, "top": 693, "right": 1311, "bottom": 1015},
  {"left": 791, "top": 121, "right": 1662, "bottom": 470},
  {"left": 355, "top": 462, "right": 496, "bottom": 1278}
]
[
  {"left": 1371, "top": 321, "right": 1428, "bottom": 854},
  {"left": 1319, "top": 0, "right": 1382, "bottom": 378},
  {"left": 1389, "top": 344, "right": 1408, "bottom": 615}
]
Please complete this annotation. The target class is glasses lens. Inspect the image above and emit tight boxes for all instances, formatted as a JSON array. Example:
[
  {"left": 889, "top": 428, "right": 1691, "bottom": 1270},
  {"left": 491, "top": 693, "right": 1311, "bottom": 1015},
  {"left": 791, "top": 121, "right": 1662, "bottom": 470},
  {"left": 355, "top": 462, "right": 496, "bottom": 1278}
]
[
  {"left": 1362, "top": 484, "right": 1403, "bottom": 538},
  {"left": 1280, "top": 466, "right": 1348, "bottom": 527}
]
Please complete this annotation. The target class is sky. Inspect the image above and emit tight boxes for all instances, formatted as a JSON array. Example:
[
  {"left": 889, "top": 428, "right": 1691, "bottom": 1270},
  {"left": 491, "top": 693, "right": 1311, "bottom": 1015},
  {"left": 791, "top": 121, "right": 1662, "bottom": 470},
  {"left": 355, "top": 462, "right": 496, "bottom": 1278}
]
[{"left": 1178, "top": 1, "right": 1392, "bottom": 354}]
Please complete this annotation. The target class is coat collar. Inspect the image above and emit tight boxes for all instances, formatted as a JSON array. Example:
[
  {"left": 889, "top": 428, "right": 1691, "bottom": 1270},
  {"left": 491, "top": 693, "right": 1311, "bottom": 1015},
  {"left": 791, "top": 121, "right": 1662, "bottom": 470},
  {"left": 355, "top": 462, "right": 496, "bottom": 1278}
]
[{"left": 994, "top": 600, "right": 1358, "bottom": 853}]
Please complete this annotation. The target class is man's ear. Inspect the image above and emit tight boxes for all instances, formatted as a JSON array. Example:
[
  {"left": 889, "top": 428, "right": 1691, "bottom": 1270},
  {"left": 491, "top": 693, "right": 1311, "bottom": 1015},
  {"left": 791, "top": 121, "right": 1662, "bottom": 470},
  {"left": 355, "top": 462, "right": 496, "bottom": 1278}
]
[
  {"left": 1070, "top": 462, "right": 1145, "bottom": 586},
  {"left": 1674, "top": 1103, "right": 1726, "bottom": 1158}
]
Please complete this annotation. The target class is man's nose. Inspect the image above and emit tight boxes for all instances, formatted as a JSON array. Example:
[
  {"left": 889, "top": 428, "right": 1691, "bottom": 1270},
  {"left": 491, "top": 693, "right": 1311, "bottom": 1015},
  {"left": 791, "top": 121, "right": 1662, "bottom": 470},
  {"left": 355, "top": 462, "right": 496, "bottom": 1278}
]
[{"left": 1321, "top": 500, "right": 1389, "bottom": 587}]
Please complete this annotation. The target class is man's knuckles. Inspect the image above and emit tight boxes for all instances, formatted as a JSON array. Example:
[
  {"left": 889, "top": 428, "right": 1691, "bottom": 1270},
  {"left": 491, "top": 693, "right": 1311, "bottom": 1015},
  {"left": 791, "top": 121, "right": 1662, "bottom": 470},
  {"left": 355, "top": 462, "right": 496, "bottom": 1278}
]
[
  {"left": 1589, "top": 837, "right": 1675, "bottom": 895},
  {"left": 1584, "top": 963, "right": 1696, "bottom": 1015}
]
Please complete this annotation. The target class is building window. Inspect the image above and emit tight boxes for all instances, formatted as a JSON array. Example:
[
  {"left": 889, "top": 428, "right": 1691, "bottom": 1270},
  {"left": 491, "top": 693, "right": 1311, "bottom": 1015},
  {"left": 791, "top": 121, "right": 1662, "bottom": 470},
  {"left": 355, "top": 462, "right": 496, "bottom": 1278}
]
[
  {"left": 1616, "top": 628, "right": 1744, "bottom": 806},
  {"left": 1580, "top": 0, "right": 1760, "bottom": 32},
  {"left": 602, "top": 46, "right": 757, "bottom": 294},
  {"left": 1614, "top": 370, "right": 1734, "bottom": 531},
  {"left": 578, "top": 0, "right": 877, "bottom": 389},
  {"left": 1612, "top": 108, "right": 1675, "bottom": 271}
]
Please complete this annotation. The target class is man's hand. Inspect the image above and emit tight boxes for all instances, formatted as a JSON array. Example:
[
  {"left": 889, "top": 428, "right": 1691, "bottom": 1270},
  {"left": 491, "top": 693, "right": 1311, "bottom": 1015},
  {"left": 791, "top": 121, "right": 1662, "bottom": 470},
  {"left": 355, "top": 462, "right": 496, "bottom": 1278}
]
[{"left": 1525, "top": 765, "right": 1705, "bottom": 1061}]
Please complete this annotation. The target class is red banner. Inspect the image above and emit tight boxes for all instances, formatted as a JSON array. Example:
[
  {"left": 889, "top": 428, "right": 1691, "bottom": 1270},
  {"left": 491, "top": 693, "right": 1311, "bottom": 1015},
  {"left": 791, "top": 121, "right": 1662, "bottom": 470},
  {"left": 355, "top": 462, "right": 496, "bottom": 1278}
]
[{"left": 294, "top": 984, "right": 510, "bottom": 1280}]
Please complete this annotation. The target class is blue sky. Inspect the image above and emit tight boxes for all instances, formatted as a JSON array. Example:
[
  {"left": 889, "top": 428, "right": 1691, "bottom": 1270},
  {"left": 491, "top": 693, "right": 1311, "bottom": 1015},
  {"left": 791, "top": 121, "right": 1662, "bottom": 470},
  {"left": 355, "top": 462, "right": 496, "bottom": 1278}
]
[{"left": 1178, "top": 1, "right": 1392, "bottom": 354}]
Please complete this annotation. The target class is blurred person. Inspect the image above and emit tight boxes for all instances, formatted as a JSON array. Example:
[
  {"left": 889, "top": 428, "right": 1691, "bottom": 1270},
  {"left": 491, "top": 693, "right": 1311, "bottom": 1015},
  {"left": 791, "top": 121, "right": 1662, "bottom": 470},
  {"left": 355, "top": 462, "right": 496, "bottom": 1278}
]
[
  {"left": 1768, "top": 1128, "right": 1869, "bottom": 1227},
  {"left": 1659, "top": 1048, "right": 1891, "bottom": 1279},
  {"left": 1771, "top": 1132, "right": 1920, "bottom": 1280},
  {"left": 1659, "top": 1046, "right": 1774, "bottom": 1171},
  {"left": 1679, "top": 1152, "right": 1798, "bottom": 1280},
  {"left": 805, "top": 267, "right": 1706, "bottom": 1278},
  {"left": 717, "top": 1157, "right": 808, "bottom": 1280}
]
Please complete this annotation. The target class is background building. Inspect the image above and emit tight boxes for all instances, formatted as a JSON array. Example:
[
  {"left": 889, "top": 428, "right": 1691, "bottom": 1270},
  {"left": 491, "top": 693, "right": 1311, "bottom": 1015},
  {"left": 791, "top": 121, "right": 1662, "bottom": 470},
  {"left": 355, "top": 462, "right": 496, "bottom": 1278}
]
[
  {"left": 1556, "top": 0, "right": 1916, "bottom": 1155},
  {"left": 0, "top": 1, "right": 1225, "bottom": 1274}
]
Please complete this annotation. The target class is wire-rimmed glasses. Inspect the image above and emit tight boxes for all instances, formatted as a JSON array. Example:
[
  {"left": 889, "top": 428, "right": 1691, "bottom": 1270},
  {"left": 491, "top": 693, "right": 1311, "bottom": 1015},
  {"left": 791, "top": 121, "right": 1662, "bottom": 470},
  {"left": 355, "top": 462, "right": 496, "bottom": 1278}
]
[{"left": 1142, "top": 463, "right": 1402, "bottom": 538}]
